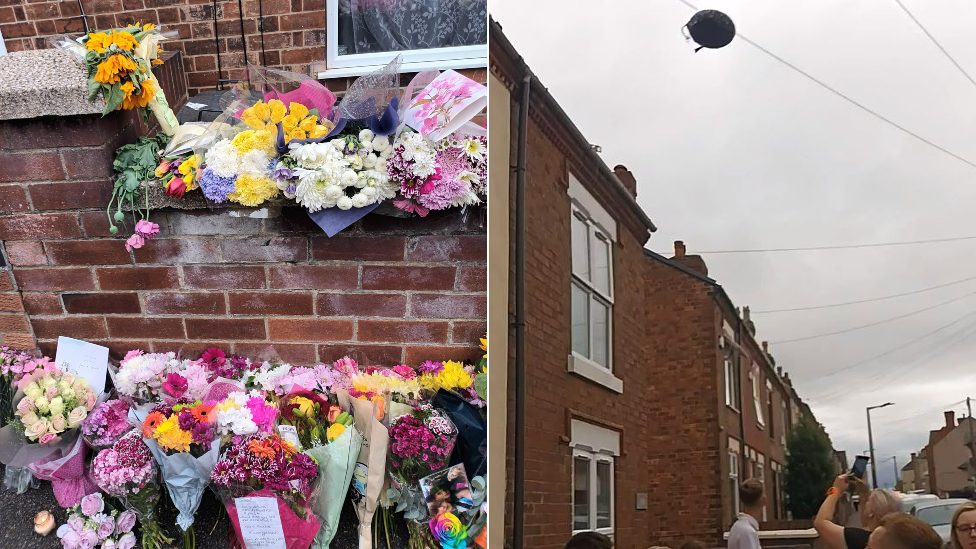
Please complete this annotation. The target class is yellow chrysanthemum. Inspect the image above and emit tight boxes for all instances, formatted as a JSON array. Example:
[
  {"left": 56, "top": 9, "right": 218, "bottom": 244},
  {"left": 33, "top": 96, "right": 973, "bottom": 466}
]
[
  {"left": 85, "top": 32, "right": 112, "bottom": 53},
  {"left": 228, "top": 175, "right": 279, "bottom": 207},
  {"left": 231, "top": 129, "right": 276, "bottom": 157},
  {"left": 157, "top": 424, "right": 192, "bottom": 453},
  {"left": 436, "top": 361, "right": 473, "bottom": 390},
  {"left": 94, "top": 54, "right": 137, "bottom": 85},
  {"left": 326, "top": 423, "right": 345, "bottom": 443}
]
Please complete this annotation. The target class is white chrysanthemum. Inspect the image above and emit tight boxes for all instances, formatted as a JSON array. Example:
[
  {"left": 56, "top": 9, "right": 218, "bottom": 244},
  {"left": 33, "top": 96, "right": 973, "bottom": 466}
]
[
  {"left": 358, "top": 129, "right": 374, "bottom": 143},
  {"left": 361, "top": 186, "right": 377, "bottom": 199},
  {"left": 463, "top": 138, "right": 486, "bottom": 161},
  {"left": 379, "top": 147, "right": 392, "bottom": 160},
  {"left": 450, "top": 188, "right": 482, "bottom": 208},
  {"left": 331, "top": 139, "right": 344, "bottom": 150},
  {"left": 324, "top": 185, "right": 343, "bottom": 200},
  {"left": 205, "top": 139, "right": 240, "bottom": 178},
  {"left": 457, "top": 170, "right": 480, "bottom": 186},
  {"left": 351, "top": 193, "right": 369, "bottom": 208},
  {"left": 412, "top": 153, "right": 437, "bottom": 177},
  {"left": 372, "top": 137, "right": 389, "bottom": 152},
  {"left": 362, "top": 154, "right": 377, "bottom": 169},
  {"left": 341, "top": 170, "right": 358, "bottom": 187},
  {"left": 337, "top": 195, "right": 353, "bottom": 210},
  {"left": 375, "top": 157, "right": 388, "bottom": 171},
  {"left": 347, "top": 155, "right": 363, "bottom": 171},
  {"left": 238, "top": 150, "right": 270, "bottom": 177},
  {"left": 293, "top": 142, "right": 344, "bottom": 170}
]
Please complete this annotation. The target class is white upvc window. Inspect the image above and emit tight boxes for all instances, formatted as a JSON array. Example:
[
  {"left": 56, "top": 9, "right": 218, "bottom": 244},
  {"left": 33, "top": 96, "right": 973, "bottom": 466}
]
[
  {"left": 756, "top": 453, "right": 767, "bottom": 522},
  {"left": 752, "top": 364, "right": 765, "bottom": 428},
  {"left": 567, "top": 175, "right": 621, "bottom": 393},
  {"left": 724, "top": 357, "right": 741, "bottom": 411},
  {"left": 321, "top": 0, "right": 488, "bottom": 78},
  {"left": 729, "top": 444, "right": 741, "bottom": 523},
  {"left": 571, "top": 420, "right": 618, "bottom": 536},
  {"left": 780, "top": 401, "right": 788, "bottom": 446}
]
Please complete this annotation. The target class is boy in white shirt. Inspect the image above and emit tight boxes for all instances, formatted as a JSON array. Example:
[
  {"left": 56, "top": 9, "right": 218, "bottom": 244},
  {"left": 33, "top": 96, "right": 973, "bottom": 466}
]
[{"left": 728, "top": 479, "right": 765, "bottom": 549}]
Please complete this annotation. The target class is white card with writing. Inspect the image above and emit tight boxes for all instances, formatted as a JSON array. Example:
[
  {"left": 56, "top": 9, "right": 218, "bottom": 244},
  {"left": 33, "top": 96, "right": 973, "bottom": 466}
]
[
  {"left": 236, "top": 497, "right": 286, "bottom": 549},
  {"left": 54, "top": 337, "right": 109, "bottom": 396},
  {"left": 277, "top": 425, "right": 301, "bottom": 450}
]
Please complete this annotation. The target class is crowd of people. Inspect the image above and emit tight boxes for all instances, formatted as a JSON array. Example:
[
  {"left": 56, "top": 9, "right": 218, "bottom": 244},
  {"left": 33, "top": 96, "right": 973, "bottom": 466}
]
[{"left": 563, "top": 475, "right": 975, "bottom": 549}]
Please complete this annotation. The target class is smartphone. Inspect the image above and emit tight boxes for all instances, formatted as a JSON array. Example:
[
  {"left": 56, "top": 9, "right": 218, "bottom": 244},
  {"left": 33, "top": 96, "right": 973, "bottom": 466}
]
[{"left": 850, "top": 455, "right": 869, "bottom": 479}]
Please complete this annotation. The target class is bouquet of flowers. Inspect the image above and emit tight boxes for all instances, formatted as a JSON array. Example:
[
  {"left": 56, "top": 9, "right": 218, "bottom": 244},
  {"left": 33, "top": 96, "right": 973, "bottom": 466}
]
[
  {"left": 389, "top": 404, "right": 457, "bottom": 485},
  {"left": 140, "top": 400, "right": 221, "bottom": 548},
  {"left": 57, "top": 493, "right": 138, "bottom": 549},
  {"left": 91, "top": 432, "right": 172, "bottom": 549},
  {"left": 199, "top": 127, "right": 280, "bottom": 206},
  {"left": 0, "top": 348, "right": 47, "bottom": 427},
  {"left": 81, "top": 398, "right": 132, "bottom": 451},
  {"left": 278, "top": 390, "right": 342, "bottom": 449},
  {"left": 111, "top": 350, "right": 180, "bottom": 407},
  {"left": 154, "top": 153, "right": 200, "bottom": 199},
  {"left": 211, "top": 433, "right": 321, "bottom": 549}
]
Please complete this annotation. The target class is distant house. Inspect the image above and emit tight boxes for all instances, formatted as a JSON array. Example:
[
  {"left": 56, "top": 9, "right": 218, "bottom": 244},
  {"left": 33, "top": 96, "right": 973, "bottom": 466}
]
[
  {"left": 925, "top": 411, "right": 976, "bottom": 496},
  {"left": 902, "top": 451, "right": 929, "bottom": 492}
]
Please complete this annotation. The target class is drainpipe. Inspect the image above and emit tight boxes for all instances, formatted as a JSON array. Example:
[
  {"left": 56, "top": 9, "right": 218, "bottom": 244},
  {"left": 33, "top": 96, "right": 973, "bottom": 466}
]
[{"left": 512, "top": 74, "right": 530, "bottom": 549}]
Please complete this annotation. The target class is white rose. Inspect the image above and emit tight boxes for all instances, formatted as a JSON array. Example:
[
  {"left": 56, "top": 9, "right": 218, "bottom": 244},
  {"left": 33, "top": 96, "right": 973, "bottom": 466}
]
[
  {"left": 358, "top": 129, "right": 374, "bottom": 142},
  {"left": 57, "top": 380, "right": 71, "bottom": 392},
  {"left": 40, "top": 376, "right": 56, "bottom": 389},
  {"left": 35, "top": 396, "right": 49, "bottom": 413},
  {"left": 24, "top": 383, "right": 42, "bottom": 400},
  {"left": 351, "top": 193, "right": 369, "bottom": 208},
  {"left": 60, "top": 387, "right": 75, "bottom": 401},
  {"left": 48, "top": 396, "right": 64, "bottom": 418},
  {"left": 337, "top": 196, "right": 353, "bottom": 210}
]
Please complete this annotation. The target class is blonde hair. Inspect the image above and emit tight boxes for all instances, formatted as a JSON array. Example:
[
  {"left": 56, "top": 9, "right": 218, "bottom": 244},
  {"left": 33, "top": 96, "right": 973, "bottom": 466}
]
[
  {"left": 861, "top": 490, "right": 901, "bottom": 530},
  {"left": 950, "top": 501, "right": 976, "bottom": 549}
]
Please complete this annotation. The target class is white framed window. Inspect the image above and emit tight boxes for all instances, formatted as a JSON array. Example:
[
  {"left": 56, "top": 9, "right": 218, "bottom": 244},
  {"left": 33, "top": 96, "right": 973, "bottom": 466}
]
[
  {"left": 767, "top": 381, "right": 775, "bottom": 440},
  {"left": 729, "top": 443, "right": 741, "bottom": 524},
  {"left": 756, "top": 453, "right": 766, "bottom": 521},
  {"left": 752, "top": 364, "right": 765, "bottom": 428},
  {"left": 725, "top": 357, "right": 741, "bottom": 411},
  {"left": 567, "top": 175, "right": 621, "bottom": 393},
  {"left": 321, "top": 0, "right": 487, "bottom": 78},
  {"left": 780, "top": 401, "right": 788, "bottom": 446},
  {"left": 571, "top": 420, "right": 618, "bottom": 536}
]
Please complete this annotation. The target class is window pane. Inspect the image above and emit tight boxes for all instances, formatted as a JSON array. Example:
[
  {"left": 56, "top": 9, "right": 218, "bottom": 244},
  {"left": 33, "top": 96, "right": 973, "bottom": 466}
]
[
  {"left": 573, "top": 457, "right": 590, "bottom": 530},
  {"left": 572, "top": 284, "right": 589, "bottom": 357},
  {"left": 337, "top": 0, "right": 488, "bottom": 56},
  {"left": 596, "top": 461, "right": 612, "bottom": 528},
  {"left": 591, "top": 232, "right": 611, "bottom": 296},
  {"left": 591, "top": 298, "right": 609, "bottom": 368},
  {"left": 572, "top": 214, "right": 590, "bottom": 280}
]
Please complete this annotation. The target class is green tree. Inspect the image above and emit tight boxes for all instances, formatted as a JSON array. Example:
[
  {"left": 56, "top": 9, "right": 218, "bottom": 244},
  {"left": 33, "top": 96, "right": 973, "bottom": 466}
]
[{"left": 784, "top": 414, "right": 836, "bottom": 519}]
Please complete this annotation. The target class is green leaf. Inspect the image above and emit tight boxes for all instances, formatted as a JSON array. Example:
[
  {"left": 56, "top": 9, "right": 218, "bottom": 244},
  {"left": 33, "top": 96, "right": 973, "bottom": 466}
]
[
  {"left": 123, "top": 171, "right": 141, "bottom": 192},
  {"left": 475, "top": 373, "right": 487, "bottom": 400},
  {"left": 308, "top": 108, "right": 320, "bottom": 120},
  {"left": 103, "top": 82, "right": 125, "bottom": 114},
  {"left": 88, "top": 78, "right": 102, "bottom": 102}
]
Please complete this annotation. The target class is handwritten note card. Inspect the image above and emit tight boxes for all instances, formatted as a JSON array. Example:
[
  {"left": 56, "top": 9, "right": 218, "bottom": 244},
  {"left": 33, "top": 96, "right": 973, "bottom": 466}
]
[
  {"left": 277, "top": 425, "right": 301, "bottom": 450},
  {"left": 236, "top": 497, "right": 286, "bottom": 549},
  {"left": 54, "top": 337, "right": 108, "bottom": 395}
]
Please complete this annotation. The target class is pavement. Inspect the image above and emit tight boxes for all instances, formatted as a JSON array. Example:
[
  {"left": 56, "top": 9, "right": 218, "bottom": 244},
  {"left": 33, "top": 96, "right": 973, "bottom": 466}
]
[{"left": 0, "top": 464, "right": 408, "bottom": 549}]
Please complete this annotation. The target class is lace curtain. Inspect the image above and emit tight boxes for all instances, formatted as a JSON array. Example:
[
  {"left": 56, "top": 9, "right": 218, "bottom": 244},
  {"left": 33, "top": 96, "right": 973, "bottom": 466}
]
[{"left": 336, "top": 0, "right": 487, "bottom": 56}]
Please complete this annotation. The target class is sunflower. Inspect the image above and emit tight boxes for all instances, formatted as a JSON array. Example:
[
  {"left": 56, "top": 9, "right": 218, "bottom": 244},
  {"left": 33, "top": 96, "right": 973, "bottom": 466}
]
[
  {"left": 110, "top": 30, "right": 139, "bottom": 51},
  {"left": 142, "top": 411, "right": 165, "bottom": 438},
  {"left": 153, "top": 45, "right": 165, "bottom": 65},
  {"left": 85, "top": 32, "right": 112, "bottom": 53},
  {"left": 143, "top": 23, "right": 155, "bottom": 31},
  {"left": 94, "top": 54, "right": 137, "bottom": 85}
]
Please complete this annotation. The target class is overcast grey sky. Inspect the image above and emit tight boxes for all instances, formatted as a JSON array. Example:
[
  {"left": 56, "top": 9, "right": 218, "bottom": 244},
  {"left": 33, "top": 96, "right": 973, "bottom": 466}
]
[{"left": 492, "top": 0, "right": 976, "bottom": 489}]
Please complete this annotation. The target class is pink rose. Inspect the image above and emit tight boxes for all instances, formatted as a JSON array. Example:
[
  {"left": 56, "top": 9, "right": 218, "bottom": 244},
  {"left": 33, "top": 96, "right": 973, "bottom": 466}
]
[
  {"left": 26, "top": 420, "right": 48, "bottom": 439},
  {"left": 50, "top": 415, "right": 66, "bottom": 432},
  {"left": 80, "top": 493, "right": 104, "bottom": 517},
  {"left": 45, "top": 385, "right": 57, "bottom": 399},
  {"left": 86, "top": 391, "right": 96, "bottom": 409},
  {"left": 78, "top": 529, "right": 98, "bottom": 549},
  {"left": 16, "top": 397, "right": 34, "bottom": 415},
  {"left": 95, "top": 514, "right": 115, "bottom": 539},
  {"left": 115, "top": 510, "right": 136, "bottom": 534},
  {"left": 116, "top": 533, "right": 136, "bottom": 549},
  {"left": 39, "top": 432, "right": 57, "bottom": 444},
  {"left": 67, "top": 515, "right": 84, "bottom": 533},
  {"left": 60, "top": 530, "right": 82, "bottom": 549}
]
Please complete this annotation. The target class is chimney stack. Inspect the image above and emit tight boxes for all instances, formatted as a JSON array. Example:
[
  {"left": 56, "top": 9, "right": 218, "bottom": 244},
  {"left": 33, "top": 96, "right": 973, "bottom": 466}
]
[
  {"left": 613, "top": 165, "right": 638, "bottom": 198},
  {"left": 674, "top": 241, "right": 686, "bottom": 258},
  {"left": 911, "top": 452, "right": 917, "bottom": 460},
  {"left": 670, "top": 240, "right": 709, "bottom": 277},
  {"left": 762, "top": 341, "right": 769, "bottom": 354},
  {"left": 945, "top": 411, "right": 956, "bottom": 429},
  {"left": 742, "top": 306, "right": 756, "bottom": 335},
  {"left": 777, "top": 366, "right": 783, "bottom": 376}
]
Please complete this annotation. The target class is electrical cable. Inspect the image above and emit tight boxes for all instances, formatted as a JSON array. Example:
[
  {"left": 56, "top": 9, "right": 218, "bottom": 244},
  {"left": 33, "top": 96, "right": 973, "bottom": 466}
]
[
  {"left": 770, "top": 289, "right": 976, "bottom": 345},
  {"left": 677, "top": 235, "right": 976, "bottom": 255},
  {"left": 753, "top": 274, "right": 976, "bottom": 314},
  {"left": 891, "top": 0, "right": 976, "bottom": 91},
  {"left": 873, "top": 400, "right": 966, "bottom": 427},
  {"left": 674, "top": 0, "right": 976, "bottom": 170}
]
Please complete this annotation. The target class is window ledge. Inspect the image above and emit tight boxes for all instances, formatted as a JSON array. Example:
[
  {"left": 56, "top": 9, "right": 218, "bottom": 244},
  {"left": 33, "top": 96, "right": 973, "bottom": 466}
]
[
  {"left": 568, "top": 354, "right": 623, "bottom": 393},
  {"left": 318, "top": 58, "right": 488, "bottom": 80}
]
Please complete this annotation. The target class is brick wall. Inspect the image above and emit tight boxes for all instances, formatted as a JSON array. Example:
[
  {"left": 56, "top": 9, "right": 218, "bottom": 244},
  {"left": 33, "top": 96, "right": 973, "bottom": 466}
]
[
  {"left": 0, "top": 102, "right": 486, "bottom": 365},
  {"left": 0, "top": 0, "right": 487, "bottom": 97}
]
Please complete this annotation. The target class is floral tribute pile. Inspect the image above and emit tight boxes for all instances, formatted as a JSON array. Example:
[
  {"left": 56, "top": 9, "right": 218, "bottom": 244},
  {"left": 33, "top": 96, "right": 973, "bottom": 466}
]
[{"left": 0, "top": 338, "right": 488, "bottom": 549}]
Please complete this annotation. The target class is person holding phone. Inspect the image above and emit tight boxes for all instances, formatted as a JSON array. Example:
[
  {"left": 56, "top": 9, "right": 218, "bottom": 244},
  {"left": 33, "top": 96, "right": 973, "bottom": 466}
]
[{"left": 815, "top": 475, "right": 901, "bottom": 549}]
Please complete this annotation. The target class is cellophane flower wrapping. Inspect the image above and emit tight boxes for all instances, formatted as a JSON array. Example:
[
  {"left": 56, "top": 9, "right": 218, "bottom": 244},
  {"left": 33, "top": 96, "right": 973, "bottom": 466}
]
[
  {"left": 91, "top": 431, "right": 172, "bottom": 549},
  {"left": 109, "top": 350, "right": 181, "bottom": 410},
  {"left": 336, "top": 388, "right": 390, "bottom": 549},
  {"left": 210, "top": 433, "right": 320, "bottom": 549}
]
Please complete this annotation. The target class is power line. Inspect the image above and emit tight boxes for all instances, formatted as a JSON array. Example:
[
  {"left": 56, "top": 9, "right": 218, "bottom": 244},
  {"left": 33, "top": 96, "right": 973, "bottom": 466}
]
[
  {"left": 754, "top": 274, "right": 976, "bottom": 314},
  {"left": 674, "top": 0, "right": 976, "bottom": 170},
  {"left": 684, "top": 235, "right": 976, "bottom": 255},
  {"left": 891, "top": 0, "right": 976, "bottom": 91},
  {"left": 771, "top": 288, "right": 976, "bottom": 344}
]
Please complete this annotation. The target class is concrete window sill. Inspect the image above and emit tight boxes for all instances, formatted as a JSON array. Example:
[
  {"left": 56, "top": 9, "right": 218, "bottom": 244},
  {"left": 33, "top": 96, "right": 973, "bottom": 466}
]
[{"left": 568, "top": 353, "right": 623, "bottom": 393}]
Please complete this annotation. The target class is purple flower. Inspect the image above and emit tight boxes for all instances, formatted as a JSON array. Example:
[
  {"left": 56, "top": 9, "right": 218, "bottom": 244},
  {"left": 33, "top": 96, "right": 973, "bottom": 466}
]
[
  {"left": 94, "top": 513, "right": 115, "bottom": 540},
  {"left": 419, "top": 361, "right": 444, "bottom": 375},
  {"left": 116, "top": 510, "right": 137, "bottom": 534},
  {"left": 272, "top": 163, "right": 295, "bottom": 183},
  {"left": 199, "top": 167, "right": 237, "bottom": 204},
  {"left": 80, "top": 493, "right": 104, "bottom": 517}
]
